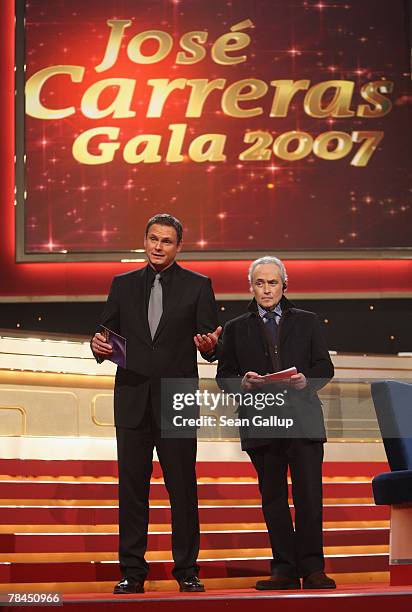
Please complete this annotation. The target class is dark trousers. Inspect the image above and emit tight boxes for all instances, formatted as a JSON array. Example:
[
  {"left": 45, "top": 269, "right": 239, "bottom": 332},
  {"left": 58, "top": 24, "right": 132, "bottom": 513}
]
[
  {"left": 115, "top": 407, "right": 200, "bottom": 582},
  {"left": 247, "top": 439, "right": 324, "bottom": 578}
]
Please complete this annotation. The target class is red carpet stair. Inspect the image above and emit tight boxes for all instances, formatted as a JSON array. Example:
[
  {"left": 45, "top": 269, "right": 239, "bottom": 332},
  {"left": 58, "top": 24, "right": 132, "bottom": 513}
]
[{"left": 0, "top": 459, "right": 390, "bottom": 593}]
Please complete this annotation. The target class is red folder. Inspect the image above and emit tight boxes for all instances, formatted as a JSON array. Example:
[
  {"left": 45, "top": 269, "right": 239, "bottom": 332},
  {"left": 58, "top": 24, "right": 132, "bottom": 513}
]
[{"left": 259, "top": 367, "right": 297, "bottom": 384}]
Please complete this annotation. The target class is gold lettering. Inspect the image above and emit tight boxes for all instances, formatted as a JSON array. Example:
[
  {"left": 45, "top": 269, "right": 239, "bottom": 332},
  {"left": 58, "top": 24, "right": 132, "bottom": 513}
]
[
  {"left": 81, "top": 78, "right": 136, "bottom": 119},
  {"left": 166, "top": 124, "right": 187, "bottom": 162},
  {"left": 222, "top": 79, "right": 268, "bottom": 118},
  {"left": 95, "top": 20, "right": 132, "bottom": 72},
  {"left": 270, "top": 80, "right": 310, "bottom": 117},
  {"left": 26, "top": 65, "right": 84, "bottom": 119},
  {"left": 72, "top": 127, "right": 120, "bottom": 165},
  {"left": 351, "top": 131, "right": 384, "bottom": 166},
  {"left": 186, "top": 79, "right": 226, "bottom": 117},
  {"left": 147, "top": 79, "right": 187, "bottom": 117},
  {"left": 313, "top": 131, "right": 353, "bottom": 160},
  {"left": 240, "top": 131, "right": 273, "bottom": 161},
  {"left": 211, "top": 20, "right": 254, "bottom": 65},
  {"left": 128, "top": 30, "right": 173, "bottom": 64},
  {"left": 176, "top": 31, "right": 208, "bottom": 64},
  {"left": 188, "top": 134, "right": 227, "bottom": 162},
  {"left": 273, "top": 131, "right": 313, "bottom": 161},
  {"left": 123, "top": 135, "right": 162, "bottom": 164},
  {"left": 304, "top": 80, "right": 355, "bottom": 118},
  {"left": 357, "top": 80, "right": 393, "bottom": 118}
]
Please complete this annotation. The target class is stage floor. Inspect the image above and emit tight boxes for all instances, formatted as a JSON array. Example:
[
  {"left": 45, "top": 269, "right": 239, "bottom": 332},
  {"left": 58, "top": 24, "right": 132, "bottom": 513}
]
[{"left": 57, "top": 584, "right": 412, "bottom": 611}]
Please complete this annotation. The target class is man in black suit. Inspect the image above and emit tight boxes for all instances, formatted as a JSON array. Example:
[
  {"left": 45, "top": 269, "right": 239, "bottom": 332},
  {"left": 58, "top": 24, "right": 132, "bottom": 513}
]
[
  {"left": 216, "top": 256, "right": 336, "bottom": 590},
  {"left": 91, "top": 214, "right": 221, "bottom": 594}
]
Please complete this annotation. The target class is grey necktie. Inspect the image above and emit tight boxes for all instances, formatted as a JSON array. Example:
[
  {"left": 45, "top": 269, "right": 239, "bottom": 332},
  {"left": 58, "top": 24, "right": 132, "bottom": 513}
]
[{"left": 148, "top": 273, "right": 163, "bottom": 339}]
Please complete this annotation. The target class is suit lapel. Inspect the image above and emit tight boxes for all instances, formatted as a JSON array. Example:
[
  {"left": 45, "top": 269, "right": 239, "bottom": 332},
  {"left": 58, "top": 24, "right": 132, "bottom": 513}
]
[
  {"left": 132, "top": 267, "right": 152, "bottom": 345},
  {"left": 279, "top": 309, "right": 294, "bottom": 346},
  {"left": 152, "top": 264, "right": 183, "bottom": 342},
  {"left": 247, "top": 314, "right": 268, "bottom": 365}
]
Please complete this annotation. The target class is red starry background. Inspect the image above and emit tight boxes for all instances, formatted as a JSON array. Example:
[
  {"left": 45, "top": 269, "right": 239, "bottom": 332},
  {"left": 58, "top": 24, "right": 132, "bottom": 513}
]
[{"left": 23, "top": 0, "right": 411, "bottom": 256}]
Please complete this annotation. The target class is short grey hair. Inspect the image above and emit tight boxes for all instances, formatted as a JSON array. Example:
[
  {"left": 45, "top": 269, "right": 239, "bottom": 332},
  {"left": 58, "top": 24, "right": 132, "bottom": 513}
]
[{"left": 248, "top": 256, "right": 288, "bottom": 285}]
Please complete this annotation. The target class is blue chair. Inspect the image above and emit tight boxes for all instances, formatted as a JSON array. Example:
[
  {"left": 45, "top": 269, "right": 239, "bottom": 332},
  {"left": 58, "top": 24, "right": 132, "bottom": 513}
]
[
  {"left": 371, "top": 381, "right": 412, "bottom": 505},
  {"left": 371, "top": 380, "right": 412, "bottom": 585}
]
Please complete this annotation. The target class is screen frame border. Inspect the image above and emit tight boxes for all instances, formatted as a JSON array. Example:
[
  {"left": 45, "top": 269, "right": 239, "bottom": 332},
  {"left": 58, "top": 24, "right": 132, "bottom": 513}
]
[{"left": 14, "top": 0, "right": 412, "bottom": 263}]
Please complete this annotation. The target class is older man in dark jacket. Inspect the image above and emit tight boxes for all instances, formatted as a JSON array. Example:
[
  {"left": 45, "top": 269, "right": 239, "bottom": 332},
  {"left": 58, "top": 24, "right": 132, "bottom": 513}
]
[{"left": 216, "top": 256, "right": 336, "bottom": 590}]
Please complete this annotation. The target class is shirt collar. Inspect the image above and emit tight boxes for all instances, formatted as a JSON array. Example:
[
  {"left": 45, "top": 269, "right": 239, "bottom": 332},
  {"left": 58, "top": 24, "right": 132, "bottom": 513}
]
[
  {"left": 146, "top": 261, "right": 177, "bottom": 284},
  {"left": 257, "top": 302, "right": 282, "bottom": 319}
]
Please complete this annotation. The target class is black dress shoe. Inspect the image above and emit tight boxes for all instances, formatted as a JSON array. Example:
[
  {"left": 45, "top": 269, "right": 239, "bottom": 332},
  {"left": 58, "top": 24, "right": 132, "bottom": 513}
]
[
  {"left": 179, "top": 575, "right": 205, "bottom": 592},
  {"left": 113, "top": 577, "right": 145, "bottom": 594},
  {"left": 302, "top": 571, "right": 336, "bottom": 589},
  {"left": 255, "top": 575, "right": 301, "bottom": 590}
]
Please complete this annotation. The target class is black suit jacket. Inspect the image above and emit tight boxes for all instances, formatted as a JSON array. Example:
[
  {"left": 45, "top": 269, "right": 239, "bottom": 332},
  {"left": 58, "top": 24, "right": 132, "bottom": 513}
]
[
  {"left": 216, "top": 296, "right": 334, "bottom": 449},
  {"left": 96, "top": 263, "right": 218, "bottom": 428}
]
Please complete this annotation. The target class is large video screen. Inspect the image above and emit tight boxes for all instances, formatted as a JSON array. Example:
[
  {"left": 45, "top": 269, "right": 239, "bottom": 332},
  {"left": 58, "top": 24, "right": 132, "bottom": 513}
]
[{"left": 17, "top": 0, "right": 412, "bottom": 260}]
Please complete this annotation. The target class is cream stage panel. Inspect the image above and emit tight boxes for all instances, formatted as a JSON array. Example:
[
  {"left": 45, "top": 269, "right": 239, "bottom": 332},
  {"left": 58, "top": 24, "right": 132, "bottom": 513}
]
[{"left": 1, "top": 331, "right": 411, "bottom": 460}]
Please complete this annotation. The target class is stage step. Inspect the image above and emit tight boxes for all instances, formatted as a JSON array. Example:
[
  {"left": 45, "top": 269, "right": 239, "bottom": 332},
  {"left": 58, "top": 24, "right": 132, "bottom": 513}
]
[
  {"left": 0, "top": 497, "right": 376, "bottom": 506},
  {"left": 0, "top": 544, "right": 389, "bottom": 562},
  {"left": 0, "top": 520, "right": 391, "bottom": 532},
  {"left": 0, "top": 552, "right": 389, "bottom": 583},
  {"left": 0, "top": 459, "right": 390, "bottom": 592},
  {"left": 0, "top": 573, "right": 392, "bottom": 595},
  {"left": 0, "top": 503, "right": 390, "bottom": 524},
  {"left": 0, "top": 480, "right": 374, "bottom": 499},
  {"left": 0, "top": 459, "right": 390, "bottom": 479},
  {"left": 0, "top": 527, "right": 389, "bottom": 553}
]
